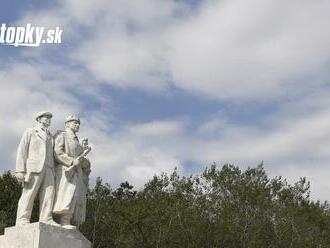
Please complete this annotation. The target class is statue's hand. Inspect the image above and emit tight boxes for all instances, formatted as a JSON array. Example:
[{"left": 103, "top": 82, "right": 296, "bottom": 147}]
[
  {"left": 15, "top": 172, "right": 25, "bottom": 183},
  {"left": 86, "top": 147, "right": 91, "bottom": 155},
  {"left": 72, "top": 158, "right": 81, "bottom": 167},
  {"left": 83, "top": 146, "right": 91, "bottom": 154}
]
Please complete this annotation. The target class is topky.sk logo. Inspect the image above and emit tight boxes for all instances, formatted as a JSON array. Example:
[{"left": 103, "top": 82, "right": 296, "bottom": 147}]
[{"left": 0, "top": 23, "right": 63, "bottom": 47}]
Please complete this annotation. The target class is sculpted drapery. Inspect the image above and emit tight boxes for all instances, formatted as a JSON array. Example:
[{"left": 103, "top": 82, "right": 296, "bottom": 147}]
[
  {"left": 15, "top": 111, "right": 59, "bottom": 227},
  {"left": 53, "top": 125, "right": 91, "bottom": 228}
]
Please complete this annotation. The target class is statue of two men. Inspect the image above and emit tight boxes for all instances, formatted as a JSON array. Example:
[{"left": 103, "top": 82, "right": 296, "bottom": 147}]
[{"left": 15, "top": 112, "right": 91, "bottom": 229}]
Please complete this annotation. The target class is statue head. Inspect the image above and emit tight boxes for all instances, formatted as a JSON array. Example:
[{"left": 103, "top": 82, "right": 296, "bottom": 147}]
[
  {"left": 35, "top": 111, "right": 53, "bottom": 128},
  {"left": 81, "top": 138, "right": 88, "bottom": 147},
  {"left": 65, "top": 114, "right": 80, "bottom": 133}
]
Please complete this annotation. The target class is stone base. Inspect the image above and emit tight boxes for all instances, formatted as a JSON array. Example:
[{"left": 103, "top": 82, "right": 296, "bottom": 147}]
[{"left": 0, "top": 222, "right": 91, "bottom": 248}]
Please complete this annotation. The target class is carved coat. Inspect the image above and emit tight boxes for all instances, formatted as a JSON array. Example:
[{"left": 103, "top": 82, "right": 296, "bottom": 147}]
[
  {"left": 53, "top": 128, "right": 90, "bottom": 225},
  {"left": 15, "top": 126, "right": 55, "bottom": 224},
  {"left": 16, "top": 127, "right": 54, "bottom": 174}
]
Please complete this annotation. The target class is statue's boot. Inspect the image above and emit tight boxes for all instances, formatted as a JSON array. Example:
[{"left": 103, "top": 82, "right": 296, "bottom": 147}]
[
  {"left": 60, "top": 214, "right": 76, "bottom": 230},
  {"left": 40, "top": 218, "right": 61, "bottom": 227},
  {"left": 16, "top": 219, "right": 30, "bottom": 226}
]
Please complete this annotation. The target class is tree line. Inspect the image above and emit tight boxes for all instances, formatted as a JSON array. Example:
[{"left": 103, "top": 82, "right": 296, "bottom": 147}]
[{"left": 1, "top": 164, "right": 330, "bottom": 247}]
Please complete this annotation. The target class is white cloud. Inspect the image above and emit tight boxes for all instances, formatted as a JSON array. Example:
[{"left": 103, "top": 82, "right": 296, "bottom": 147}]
[
  {"left": 166, "top": 0, "right": 330, "bottom": 99},
  {"left": 78, "top": 120, "right": 185, "bottom": 188},
  {"left": 28, "top": 0, "right": 329, "bottom": 100},
  {"left": 72, "top": 33, "right": 169, "bottom": 91},
  {"left": 14, "top": 0, "right": 330, "bottom": 100},
  {"left": 127, "top": 120, "right": 185, "bottom": 137}
]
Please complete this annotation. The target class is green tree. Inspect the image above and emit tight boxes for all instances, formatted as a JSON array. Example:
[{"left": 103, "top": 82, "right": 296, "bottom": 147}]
[
  {"left": 2, "top": 164, "right": 330, "bottom": 248},
  {"left": 0, "top": 171, "right": 21, "bottom": 234},
  {"left": 0, "top": 171, "right": 40, "bottom": 234}
]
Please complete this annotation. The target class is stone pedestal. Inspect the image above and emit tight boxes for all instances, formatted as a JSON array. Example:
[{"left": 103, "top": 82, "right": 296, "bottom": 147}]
[{"left": 0, "top": 222, "right": 91, "bottom": 248}]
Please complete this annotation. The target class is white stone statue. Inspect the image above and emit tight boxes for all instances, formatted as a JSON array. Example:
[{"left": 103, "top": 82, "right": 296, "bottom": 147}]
[
  {"left": 15, "top": 111, "right": 59, "bottom": 226},
  {"left": 53, "top": 115, "right": 91, "bottom": 229}
]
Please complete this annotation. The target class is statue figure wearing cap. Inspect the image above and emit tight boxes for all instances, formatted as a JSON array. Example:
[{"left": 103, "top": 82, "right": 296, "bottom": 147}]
[
  {"left": 53, "top": 115, "right": 91, "bottom": 229},
  {"left": 15, "top": 111, "right": 59, "bottom": 226}
]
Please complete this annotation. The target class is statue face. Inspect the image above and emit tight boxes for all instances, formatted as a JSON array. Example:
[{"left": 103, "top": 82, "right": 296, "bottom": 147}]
[
  {"left": 67, "top": 120, "right": 80, "bottom": 133},
  {"left": 38, "top": 116, "right": 52, "bottom": 128},
  {"left": 82, "top": 138, "right": 88, "bottom": 147}
]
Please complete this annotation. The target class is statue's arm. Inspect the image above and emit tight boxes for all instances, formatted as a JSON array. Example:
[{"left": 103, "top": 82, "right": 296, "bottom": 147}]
[
  {"left": 15, "top": 129, "right": 31, "bottom": 173},
  {"left": 54, "top": 133, "right": 74, "bottom": 167}
]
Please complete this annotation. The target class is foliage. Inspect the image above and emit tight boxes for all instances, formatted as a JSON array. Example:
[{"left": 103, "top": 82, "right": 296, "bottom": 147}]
[
  {"left": 0, "top": 171, "right": 21, "bottom": 234},
  {"left": 81, "top": 164, "right": 330, "bottom": 248},
  {"left": 1, "top": 164, "right": 330, "bottom": 247},
  {"left": 0, "top": 171, "right": 40, "bottom": 235}
]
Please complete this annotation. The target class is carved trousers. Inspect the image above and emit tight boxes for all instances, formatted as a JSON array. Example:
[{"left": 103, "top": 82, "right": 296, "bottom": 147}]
[{"left": 16, "top": 167, "right": 55, "bottom": 224}]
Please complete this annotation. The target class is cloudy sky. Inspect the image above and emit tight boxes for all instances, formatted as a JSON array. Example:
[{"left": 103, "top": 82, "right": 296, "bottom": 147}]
[{"left": 1, "top": 0, "right": 330, "bottom": 200}]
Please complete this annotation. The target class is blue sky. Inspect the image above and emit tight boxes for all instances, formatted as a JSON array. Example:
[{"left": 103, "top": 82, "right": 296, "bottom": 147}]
[{"left": 1, "top": 0, "right": 330, "bottom": 200}]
